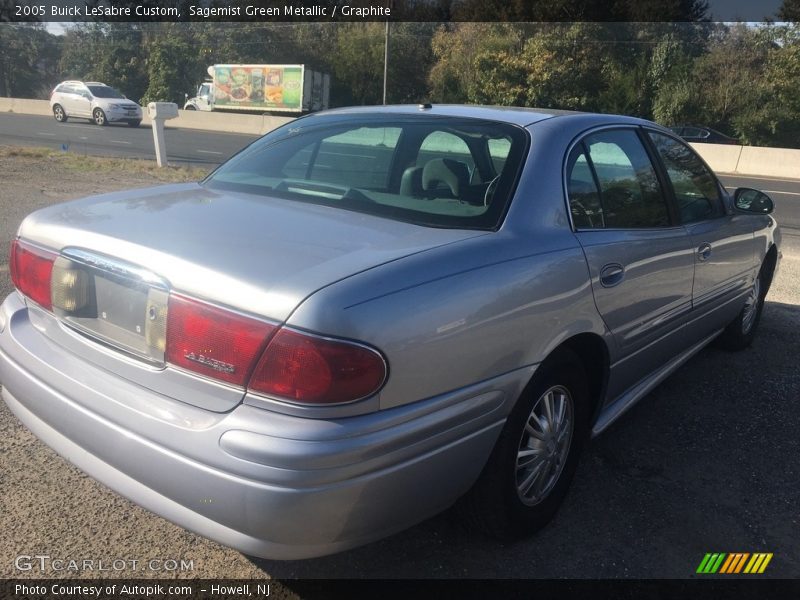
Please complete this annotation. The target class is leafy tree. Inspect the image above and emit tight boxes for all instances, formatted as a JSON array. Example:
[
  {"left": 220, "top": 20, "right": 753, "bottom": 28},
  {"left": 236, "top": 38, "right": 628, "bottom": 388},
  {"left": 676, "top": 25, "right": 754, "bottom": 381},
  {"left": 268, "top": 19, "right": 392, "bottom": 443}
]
[
  {"left": 779, "top": 0, "right": 800, "bottom": 21},
  {"left": 0, "top": 24, "right": 60, "bottom": 97},
  {"left": 59, "top": 23, "right": 148, "bottom": 102}
]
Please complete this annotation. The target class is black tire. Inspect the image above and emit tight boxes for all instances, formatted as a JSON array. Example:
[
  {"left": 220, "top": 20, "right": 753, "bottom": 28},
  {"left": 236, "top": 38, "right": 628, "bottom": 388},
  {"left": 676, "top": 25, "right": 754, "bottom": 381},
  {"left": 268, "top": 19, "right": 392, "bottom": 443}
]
[
  {"left": 127, "top": 120, "right": 141, "bottom": 128},
  {"left": 92, "top": 108, "right": 107, "bottom": 126},
  {"left": 716, "top": 265, "right": 767, "bottom": 351},
  {"left": 53, "top": 104, "right": 67, "bottom": 123},
  {"left": 184, "top": 105, "right": 196, "bottom": 111},
  {"left": 457, "top": 350, "right": 590, "bottom": 539}
]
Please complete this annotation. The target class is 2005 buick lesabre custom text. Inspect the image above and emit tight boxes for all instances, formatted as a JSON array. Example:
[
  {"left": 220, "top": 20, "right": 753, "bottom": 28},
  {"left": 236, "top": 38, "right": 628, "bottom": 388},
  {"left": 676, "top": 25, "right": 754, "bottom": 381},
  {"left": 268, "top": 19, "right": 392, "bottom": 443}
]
[{"left": 1, "top": 106, "right": 781, "bottom": 559}]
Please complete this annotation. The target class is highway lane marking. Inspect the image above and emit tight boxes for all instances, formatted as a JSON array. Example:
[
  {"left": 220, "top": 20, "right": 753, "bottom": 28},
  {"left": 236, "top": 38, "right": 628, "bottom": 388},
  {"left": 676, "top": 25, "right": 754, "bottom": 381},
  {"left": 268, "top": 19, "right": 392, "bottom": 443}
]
[
  {"left": 36, "top": 132, "right": 56, "bottom": 136},
  {"left": 196, "top": 150, "right": 223, "bottom": 155},
  {"left": 110, "top": 140, "right": 132, "bottom": 145},
  {"left": 719, "top": 173, "right": 800, "bottom": 184},
  {"left": 724, "top": 185, "right": 800, "bottom": 197}
]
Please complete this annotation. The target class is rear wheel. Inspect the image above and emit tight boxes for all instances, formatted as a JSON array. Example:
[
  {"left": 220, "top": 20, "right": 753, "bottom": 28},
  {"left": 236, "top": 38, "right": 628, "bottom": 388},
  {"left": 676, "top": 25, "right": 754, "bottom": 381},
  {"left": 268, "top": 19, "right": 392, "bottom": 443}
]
[
  {"left": 93, "top": 108, "right": 107, "bottom": 126},
  {"left": 458, "top": 350, "right": 590, "bottom": 539},
  {"left": 53, "top": 104, "right": 67, "bottom": 123},
  {"left": 716, "top": 266, "right": 767, "bottom": 351}
]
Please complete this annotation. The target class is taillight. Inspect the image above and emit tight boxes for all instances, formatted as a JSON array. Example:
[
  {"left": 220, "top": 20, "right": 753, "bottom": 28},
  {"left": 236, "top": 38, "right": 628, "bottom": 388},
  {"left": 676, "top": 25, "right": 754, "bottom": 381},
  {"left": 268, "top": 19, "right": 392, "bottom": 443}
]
[
  {"left": 248, "top": 328, "right": 387, "bottom": 405},
  {"left": 165, "top": 294, "right": 276, "bottom": 386},
  {"left": 9, "top": 239, "right": 57, "bottom": 310}
]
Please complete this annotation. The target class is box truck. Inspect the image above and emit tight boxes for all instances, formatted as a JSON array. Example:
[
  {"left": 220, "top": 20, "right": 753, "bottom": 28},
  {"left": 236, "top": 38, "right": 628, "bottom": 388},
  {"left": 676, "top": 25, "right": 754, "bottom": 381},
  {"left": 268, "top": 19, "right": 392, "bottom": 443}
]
[{"left": 184, "top": 64, "right": 330, "bottom": 113}]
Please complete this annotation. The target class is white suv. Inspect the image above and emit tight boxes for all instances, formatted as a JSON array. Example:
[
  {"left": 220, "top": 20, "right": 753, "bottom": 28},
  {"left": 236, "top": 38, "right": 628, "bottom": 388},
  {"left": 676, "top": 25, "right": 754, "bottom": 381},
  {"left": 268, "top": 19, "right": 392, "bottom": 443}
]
[{"left": 50, "top": 81, "right": 143, "bottom": 127}]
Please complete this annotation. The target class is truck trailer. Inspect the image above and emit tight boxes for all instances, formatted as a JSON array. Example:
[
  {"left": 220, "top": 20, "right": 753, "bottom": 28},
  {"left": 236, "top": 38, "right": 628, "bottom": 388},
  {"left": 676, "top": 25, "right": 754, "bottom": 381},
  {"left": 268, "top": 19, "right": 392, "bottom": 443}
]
[{"left": 184, "top": 64, "right": 330, "bottom": 113}]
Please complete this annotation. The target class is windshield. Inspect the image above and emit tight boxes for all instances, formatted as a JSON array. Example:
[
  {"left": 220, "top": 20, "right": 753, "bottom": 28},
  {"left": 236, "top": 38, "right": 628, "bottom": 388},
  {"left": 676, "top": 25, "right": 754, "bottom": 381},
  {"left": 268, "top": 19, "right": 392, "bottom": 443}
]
[
  {"left": 205, "top": 114, "right": 528, "bottom": 230},
  {"left": 88, "top": 85, "right": 125, "bottom": 99}
]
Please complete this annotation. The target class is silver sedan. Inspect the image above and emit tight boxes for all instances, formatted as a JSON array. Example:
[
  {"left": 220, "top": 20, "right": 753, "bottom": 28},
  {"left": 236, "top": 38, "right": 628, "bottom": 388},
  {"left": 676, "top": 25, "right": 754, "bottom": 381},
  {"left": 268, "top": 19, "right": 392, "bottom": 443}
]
[{"left": 0, "top": 105, "right": 781, "bottom": 559}]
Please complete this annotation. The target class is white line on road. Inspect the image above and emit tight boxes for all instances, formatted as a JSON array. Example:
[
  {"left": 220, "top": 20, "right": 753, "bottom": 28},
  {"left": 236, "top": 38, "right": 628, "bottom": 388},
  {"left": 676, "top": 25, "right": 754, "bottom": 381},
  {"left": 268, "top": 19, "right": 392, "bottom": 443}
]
[
  {"left": 719, "top": 173, "right": 800, "bottom": 184},
  {"left": 724, "top": 186, "right": 800, "bottom": 197},
  {"left": 110, "top": 140, "right": 132, "bottom": 145},
  {"left": 196, "top": 150, "right": 223, "bottom": 155},
  {"left": 36, "top": 132, "right": 56, "bottom": 137},
  {"left": 79, "top": 136, "right": 88, "bottom": 140}
]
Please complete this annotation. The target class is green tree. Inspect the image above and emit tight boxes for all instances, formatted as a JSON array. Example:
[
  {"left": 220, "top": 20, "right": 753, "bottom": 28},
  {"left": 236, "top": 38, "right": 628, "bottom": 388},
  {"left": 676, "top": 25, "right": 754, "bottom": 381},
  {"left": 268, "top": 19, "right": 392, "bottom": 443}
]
[
  {"left": 779, "top": 0, "right": 800, "bottom": 21},
  {"left": 0, "top": 24, "right": 60, "bottom": 98}
]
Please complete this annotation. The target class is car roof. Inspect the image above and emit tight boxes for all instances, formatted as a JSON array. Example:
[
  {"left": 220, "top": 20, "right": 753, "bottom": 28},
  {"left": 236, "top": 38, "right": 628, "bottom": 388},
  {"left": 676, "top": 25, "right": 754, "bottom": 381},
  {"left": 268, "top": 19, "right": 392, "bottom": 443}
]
[{"left": 317, "top": 104, "right": 654, "bottom": 129}]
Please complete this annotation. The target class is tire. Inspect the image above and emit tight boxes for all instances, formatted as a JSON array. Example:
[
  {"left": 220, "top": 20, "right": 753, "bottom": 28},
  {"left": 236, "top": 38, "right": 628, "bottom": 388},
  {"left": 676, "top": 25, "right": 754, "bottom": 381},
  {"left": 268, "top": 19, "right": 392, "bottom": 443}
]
[
  {"left": 92, "top": 108, "right": 107, "bottom": 126},
  {"left": 457, "top": 350, "right": 590, "bottom": 539},
  {"left": 716, "top": 265, "right": 767, "bottom": 351},
  {"left": 184, "top": 105, "right": 196, "bottom": 111},
  {"left": 53, "top": 104, "right": 67, "bottom": 123},
  {"left": 127, "top": 120, "right": 141, "bottom": 128}
]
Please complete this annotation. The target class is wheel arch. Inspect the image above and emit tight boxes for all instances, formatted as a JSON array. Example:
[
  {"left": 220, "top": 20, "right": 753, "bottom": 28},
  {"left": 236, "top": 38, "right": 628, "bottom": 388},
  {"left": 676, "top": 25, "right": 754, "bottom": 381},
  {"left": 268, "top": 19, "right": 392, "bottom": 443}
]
[
  {"left": 538, "top": 332, "right": 609, "bottom": 430},
  {"left": 762, "top": 243, "right": 779, "bottom": 294}
]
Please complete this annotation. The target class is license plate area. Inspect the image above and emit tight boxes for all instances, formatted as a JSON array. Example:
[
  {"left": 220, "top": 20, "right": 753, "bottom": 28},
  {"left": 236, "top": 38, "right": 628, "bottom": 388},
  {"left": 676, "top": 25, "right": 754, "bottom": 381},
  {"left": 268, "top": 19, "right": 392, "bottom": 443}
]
[{"left": 51, "top": 249, "right": 169, "bottom": 365}]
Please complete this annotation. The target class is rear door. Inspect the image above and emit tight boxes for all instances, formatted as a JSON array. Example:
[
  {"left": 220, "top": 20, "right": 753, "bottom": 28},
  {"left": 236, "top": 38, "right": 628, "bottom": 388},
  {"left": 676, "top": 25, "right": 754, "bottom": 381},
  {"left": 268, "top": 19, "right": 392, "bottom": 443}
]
[
  {"left": 566, "top": 127, "right": 696, "bottom": 398},
  {"left": 645, "top": 130, "right": 756, "bottom": 333}
]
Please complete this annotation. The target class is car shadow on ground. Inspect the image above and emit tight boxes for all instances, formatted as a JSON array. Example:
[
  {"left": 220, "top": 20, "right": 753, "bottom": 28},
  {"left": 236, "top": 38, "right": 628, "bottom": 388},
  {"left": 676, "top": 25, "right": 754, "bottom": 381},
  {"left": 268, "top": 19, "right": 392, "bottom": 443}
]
[{"left": 246, "top": 300, "right": 800, "bottom": 580}]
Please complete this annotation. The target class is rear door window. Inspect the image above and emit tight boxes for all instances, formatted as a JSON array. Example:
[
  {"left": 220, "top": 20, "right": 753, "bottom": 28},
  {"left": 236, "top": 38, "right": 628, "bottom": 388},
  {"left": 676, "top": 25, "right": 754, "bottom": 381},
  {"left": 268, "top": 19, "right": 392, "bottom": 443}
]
[{"left": 583, "top": 130, "right": 670, "bottom": 228}]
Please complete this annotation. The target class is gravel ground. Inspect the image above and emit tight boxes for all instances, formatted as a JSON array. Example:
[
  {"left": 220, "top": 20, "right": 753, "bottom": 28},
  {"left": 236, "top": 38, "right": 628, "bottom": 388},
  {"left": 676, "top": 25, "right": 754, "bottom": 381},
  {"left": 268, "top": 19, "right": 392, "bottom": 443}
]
[{"left": 0, "top": 152, "right": 798, "bottom": 581}]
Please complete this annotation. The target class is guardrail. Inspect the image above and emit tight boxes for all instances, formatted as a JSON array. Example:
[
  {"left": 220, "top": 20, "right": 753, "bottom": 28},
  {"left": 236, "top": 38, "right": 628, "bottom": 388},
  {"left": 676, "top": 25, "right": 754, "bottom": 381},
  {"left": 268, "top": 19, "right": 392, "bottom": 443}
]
[{"left": 2, "top": 97, "right": 799, "bottom": 179}]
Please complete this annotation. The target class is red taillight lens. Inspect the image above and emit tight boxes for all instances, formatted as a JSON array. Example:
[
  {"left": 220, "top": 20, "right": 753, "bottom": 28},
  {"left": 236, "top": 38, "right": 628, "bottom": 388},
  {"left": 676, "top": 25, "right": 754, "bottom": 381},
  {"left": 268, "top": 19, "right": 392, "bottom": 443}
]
[
  {"left": 165, "top": 294, "right": 276, "bottom": 386},
  {"left": 9, "top": 239, "right": 56, "bottom": 310},
  {"left": 248, "top": 328, "right": 387, "bottom": 404}
]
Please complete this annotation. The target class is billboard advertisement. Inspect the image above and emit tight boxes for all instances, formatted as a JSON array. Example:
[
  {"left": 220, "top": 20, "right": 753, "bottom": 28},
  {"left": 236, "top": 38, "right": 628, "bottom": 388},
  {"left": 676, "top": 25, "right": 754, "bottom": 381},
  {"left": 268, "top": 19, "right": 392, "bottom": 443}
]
[{"left": 212, "top": 65, "right": 303, "bottom": 110}]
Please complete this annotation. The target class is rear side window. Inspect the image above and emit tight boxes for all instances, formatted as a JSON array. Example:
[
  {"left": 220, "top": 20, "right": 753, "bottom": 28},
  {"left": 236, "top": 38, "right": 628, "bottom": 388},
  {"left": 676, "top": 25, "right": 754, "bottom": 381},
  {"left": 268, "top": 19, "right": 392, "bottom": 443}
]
[
  {"left": 583, "top": 130, "right": 670, "bottom": 229},
  {"left": 647, "top": 132, "right": 723, "bottom": 223},
  {"left": 207, "top": 115, "right": 527, "bottom": 230}
]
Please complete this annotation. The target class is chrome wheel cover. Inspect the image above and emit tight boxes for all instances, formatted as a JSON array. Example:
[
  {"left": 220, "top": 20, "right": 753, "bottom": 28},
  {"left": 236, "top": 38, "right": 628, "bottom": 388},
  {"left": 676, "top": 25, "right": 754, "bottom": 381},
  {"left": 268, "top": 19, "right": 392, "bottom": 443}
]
[
  {"left": 741, "top": 276, "right": 761, "bottom": 335},
  {"left": 515, "top": 385, "right": 574, "bottom": 506}
]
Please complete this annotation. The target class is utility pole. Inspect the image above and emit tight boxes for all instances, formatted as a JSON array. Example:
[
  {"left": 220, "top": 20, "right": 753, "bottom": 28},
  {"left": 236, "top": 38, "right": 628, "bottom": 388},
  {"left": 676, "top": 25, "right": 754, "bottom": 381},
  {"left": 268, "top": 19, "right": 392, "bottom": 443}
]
[{"left": 383, "top": 20, "right": 389, "bottom": 105}]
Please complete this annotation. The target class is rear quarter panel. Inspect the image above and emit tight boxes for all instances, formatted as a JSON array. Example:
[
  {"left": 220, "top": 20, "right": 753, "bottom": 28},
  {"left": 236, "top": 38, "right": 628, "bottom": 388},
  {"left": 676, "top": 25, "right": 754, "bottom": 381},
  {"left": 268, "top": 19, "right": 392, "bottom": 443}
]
[{"left": 288, "top": 229, "right": 605, "bottom": 411}]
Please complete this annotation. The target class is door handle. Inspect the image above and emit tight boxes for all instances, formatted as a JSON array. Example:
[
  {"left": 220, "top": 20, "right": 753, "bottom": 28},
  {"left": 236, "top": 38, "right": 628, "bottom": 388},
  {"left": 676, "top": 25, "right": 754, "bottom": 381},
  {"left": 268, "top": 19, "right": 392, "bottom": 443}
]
[
  {"left": 599, "top": 263, "right": 625, "bottom": 288},
  {"left": 697, "top": 243, "right": 712, "bottom": 261}
]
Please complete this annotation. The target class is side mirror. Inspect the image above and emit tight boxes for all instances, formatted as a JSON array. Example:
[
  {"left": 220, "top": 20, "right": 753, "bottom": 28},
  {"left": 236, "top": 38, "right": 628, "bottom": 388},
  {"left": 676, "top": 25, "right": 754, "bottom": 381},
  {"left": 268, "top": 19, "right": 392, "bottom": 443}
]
[{"left": 734, "top": 188, "right": 774, "bottom": 215}]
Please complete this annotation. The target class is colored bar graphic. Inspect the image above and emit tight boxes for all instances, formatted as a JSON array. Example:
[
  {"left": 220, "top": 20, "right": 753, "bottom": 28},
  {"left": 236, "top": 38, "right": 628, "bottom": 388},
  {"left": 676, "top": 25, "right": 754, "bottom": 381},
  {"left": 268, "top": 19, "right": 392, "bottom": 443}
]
[{"left": 700, "top": 552, "right": 773, "bottom": 575}]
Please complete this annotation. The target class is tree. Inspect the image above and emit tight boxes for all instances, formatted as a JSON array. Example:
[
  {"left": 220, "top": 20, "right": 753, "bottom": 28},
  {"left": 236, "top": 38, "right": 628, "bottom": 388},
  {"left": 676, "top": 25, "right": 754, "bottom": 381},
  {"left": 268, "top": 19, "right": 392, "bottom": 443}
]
[
  {"left": 779, "top": 0, "right": 800, "bottom": 21},
  {"left": 0, "top": 24, "right": 60, "bottom": 98}
]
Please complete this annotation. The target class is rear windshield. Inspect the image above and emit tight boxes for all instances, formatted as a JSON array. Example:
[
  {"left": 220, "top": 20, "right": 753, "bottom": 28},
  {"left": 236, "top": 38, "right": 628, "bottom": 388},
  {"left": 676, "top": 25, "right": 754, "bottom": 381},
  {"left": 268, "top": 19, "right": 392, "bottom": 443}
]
[
  {"left": 205, "top": 114, "right": 528, "bottom": 230},
  {"left": 88, "top": 85, "right": 125, "bottom": 99}
]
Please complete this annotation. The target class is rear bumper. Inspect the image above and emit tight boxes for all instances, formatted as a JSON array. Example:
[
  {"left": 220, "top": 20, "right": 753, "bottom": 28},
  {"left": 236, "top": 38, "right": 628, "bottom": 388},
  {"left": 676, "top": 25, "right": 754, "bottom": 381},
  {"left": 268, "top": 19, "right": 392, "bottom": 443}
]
[{"left": 0, "top": 292, "right": 523, "bottom": 559}]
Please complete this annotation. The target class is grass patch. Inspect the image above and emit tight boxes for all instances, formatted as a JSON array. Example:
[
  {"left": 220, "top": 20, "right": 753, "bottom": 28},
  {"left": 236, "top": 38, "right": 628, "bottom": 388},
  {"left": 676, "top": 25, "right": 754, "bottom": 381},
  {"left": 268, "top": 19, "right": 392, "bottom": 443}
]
[{"left": 0, "top": 145, "right": 210, "bottom": 182}]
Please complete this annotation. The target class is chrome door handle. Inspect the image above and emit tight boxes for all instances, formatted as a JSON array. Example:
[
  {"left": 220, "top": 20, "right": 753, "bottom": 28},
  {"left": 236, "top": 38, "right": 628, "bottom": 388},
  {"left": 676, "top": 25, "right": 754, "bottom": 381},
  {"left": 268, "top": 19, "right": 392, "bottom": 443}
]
[
  {"left": 599, "top": 263, "right": 625, "bottom": 288},
  {"left": 697, "top": 243, "right": 712, "bottom": 261}
]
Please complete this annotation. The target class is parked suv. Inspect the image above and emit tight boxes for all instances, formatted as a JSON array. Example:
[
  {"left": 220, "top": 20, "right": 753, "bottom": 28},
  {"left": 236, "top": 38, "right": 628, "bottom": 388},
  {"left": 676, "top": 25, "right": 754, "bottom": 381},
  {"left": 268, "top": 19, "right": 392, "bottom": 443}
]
[{"left": 50, "top": 81, "right": 142, "bottom": 127}]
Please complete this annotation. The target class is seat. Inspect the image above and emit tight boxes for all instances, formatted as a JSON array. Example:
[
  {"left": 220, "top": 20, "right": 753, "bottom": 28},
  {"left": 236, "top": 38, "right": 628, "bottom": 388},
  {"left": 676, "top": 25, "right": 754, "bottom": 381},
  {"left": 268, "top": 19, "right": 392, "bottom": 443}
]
[
  {"left": 399, "top": 166, "right": 424, "bottom": 197},
  {"left": 421, "top": 159, "right": 470, "bottom": 199}
]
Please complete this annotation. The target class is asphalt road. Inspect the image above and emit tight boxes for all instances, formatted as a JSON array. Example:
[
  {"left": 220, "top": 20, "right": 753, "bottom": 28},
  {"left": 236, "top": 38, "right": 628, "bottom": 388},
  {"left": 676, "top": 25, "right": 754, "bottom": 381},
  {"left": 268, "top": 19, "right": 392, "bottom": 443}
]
[
  {"left": 0, "top": 112, "right": 258, "bottom": 168},
  {"left": 0, "top": 125, "right": 798, "bottom": 582}
]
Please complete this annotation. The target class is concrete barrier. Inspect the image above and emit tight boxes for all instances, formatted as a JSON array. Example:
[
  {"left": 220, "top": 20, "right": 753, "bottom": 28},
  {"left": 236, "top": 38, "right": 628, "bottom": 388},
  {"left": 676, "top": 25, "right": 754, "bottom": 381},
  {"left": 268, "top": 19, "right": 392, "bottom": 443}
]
[
  {"left": 169, "top": 109, "right": 293, "bottom": 135},
  {"left": 689, "top": 143, "right": 743, "bottom": 174},
  {"left": 734, "top": 145, "right": 800, "bottom": 180},
  {"left": 0, "top": 97, "right": 52, "bottom": 116},
  {"left": 0, "top": 96, "right": 293, "bottom": 135},
  {"left": 690, "top": 142, "right": 800, "bottom": 180}
]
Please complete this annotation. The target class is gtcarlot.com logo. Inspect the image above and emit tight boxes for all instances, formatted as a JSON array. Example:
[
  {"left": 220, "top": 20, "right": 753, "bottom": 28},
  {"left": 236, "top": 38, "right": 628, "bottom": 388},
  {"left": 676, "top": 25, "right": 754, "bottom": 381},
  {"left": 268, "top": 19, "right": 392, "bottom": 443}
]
[{"left": 696, "top": 552, "right": 773, "bottom": 574}]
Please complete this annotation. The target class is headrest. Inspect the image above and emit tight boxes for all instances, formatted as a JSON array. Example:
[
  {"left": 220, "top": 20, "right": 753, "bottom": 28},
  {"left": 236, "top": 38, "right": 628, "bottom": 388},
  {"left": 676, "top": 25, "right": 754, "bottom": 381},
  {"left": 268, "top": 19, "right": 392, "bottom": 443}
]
[{"left": 421, "top": 159, "right": 469, "bottom": 197}]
